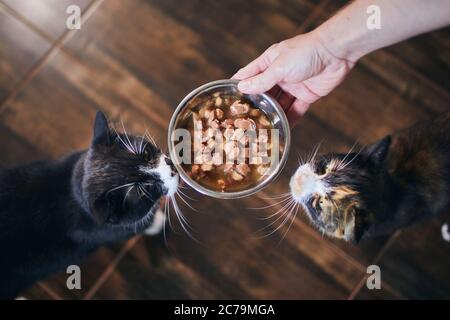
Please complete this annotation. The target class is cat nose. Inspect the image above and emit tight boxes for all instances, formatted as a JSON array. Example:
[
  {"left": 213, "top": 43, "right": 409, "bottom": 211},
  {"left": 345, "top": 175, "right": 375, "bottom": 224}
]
[
  {"left": 163, "top": 156, "right": 177, "bottom": 177},
  {"left": 164, "top": 157, "right": 173, "bottom": 166}
]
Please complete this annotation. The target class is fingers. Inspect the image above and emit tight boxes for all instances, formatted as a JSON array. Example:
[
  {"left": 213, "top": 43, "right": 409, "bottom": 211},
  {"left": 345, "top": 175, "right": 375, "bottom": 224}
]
[
  {"left": 286, "top": 98, "right": 310, "bottom": 128},
  {"left": 237, "top": 64, "right": 281, "bottom": 94},
  {"left": 233, "top": 44, "right": 278, "bottom": 80},
  {"left": 233, "top": 58, "right": 267, "bottom": 80}
]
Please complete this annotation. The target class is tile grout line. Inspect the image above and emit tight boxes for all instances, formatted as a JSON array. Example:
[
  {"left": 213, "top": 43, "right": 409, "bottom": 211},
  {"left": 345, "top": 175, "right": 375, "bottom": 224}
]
[
  {"left": 347, "top": 230, "right": 403, "bottom": 300},
  {"left": 83, "top": 235, "right": 142, "bottom": 300},
  {"left": 0, "top": 0, "right": 104, "bottom": 116}
]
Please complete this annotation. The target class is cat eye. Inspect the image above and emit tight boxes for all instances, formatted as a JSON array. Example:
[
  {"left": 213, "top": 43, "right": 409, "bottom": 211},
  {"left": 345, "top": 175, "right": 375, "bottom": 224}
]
[
  {"left": 313, "top": 196, "right": 324, "bottom": 211},
  {"left": 143, "top": 149, "right": 151, "bottom": 161},
  {"left": 319, "top": 199, "right": 325, "bottom": 210},
  {"left": 315, "top": 161, "right": 328, "bottom": 175}
]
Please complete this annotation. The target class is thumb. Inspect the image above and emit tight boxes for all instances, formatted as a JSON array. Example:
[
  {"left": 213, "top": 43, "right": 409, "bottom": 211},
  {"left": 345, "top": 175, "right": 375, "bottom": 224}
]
[{"left": 237, "top": 65, "right": 281, "bottom": 94}]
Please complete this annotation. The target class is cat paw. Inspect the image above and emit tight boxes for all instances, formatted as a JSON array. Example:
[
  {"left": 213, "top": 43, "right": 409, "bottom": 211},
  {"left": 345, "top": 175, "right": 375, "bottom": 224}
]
[
  {"left": 143, "top": 209, "right": 165, "bottom": 236},
  {"left": 442, "top": 223, "right": 450, "bottom": 242}
]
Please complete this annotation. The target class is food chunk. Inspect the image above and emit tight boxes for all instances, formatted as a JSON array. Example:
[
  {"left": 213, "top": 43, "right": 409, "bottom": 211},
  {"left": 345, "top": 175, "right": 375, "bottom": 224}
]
[
  {"left": 181, "top": 94, "right": 275, "bottom": 192},
  {"left": 230, "top": 100, "right": 250, "bottom": 115},
  {"left": 215, "top": 108, "right": 224, "bottom": 120},
  {"left": 215, "top": 97, "right": 223, "bottom": 107},
  {"left": 231, "top": 171, "right": 244, "bottom": 181},
  {"left": 234, "top": 118, "right": 256, "bottom": 130},
  {"left": 236, "top": 163, "right": 250, "bottom": 177},
  {"left": 217, "top": 179, "right": 226, "bottom": 190}
]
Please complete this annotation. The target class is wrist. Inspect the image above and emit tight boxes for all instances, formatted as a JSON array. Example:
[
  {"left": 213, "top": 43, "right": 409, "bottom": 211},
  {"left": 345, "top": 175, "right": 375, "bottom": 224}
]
[{"left": 314, "top": 21, "right": 369, "bottom": 64}]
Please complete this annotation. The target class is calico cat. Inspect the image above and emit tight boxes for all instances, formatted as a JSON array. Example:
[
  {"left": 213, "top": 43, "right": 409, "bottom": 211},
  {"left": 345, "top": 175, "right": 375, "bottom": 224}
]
[
  {"left": 290, "top": 111, "right": 450, "bottom": 243},
  {"left": 0, "top": 111, "right": 178, "bottom": 299}
]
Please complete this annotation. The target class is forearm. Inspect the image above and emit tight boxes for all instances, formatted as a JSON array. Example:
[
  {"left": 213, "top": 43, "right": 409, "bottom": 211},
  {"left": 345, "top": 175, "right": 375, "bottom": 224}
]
[{"left": 316, "top": 0, "right": 450, "bottom": 62}]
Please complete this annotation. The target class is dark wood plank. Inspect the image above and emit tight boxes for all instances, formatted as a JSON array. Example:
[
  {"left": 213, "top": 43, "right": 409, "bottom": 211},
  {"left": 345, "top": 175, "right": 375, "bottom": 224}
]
[
  {"left": 0, "top": 53, "right": 97, "bottom": 157},
  {"left": 1, "top": 0, "right": 92, "bottom": 39},
  {"left": 29, "top": 245, "right": 126, "bottom": 300},
  {"left": 0, "top": 123, "right": 46, "bottom": 167},
  {"left": 89, "top": 236, "right": 230, "bottom": 300},
  {"left": 62, "top": 0, "right": 325, "bottom": 109},
  {"left": 309, "top": 66, "right": 438, "bottom": 146},
  {"left": 360, "top": 51, "right": 450, "bottom": 115},
  {"left": 91, "top": 215, "right": 364, "bottom": 299},
  {"left": 373, "top": 213, "right": 450, "bottom": 299},
  {"left": 384, "top": 29, "right": 450, "bottom": 93},
  {"left": 0, "top": 8, "right": 51, "bottom": 102}
]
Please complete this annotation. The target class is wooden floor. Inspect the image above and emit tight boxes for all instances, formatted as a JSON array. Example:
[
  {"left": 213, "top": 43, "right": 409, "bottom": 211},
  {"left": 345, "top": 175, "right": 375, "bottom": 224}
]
[{"left": 0, "top": 0, "right": 449, "bottom": 300}]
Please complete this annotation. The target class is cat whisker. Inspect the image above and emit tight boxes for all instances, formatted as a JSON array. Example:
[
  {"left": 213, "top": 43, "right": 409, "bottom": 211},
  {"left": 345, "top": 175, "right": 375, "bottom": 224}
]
[
  {"left": 165, "top": 197, "right": 177, "bottom": 234},
  {"left": 249, "top": 195, "right": 292, "bottom": 210},
  {"left": 162, "top": 205, "right": 168, "bottom": 247},
  {"left": 138, "top": 129, "right": 149, "bottom": 155},
  {"left": 255, "top": 198, "right": 296, "bottom": 230},
  {"left": 144, "top": 131, "right": 157, "bottom": 147},
  {"left": 163, "top": 198, "right": 170, "bottom": 248},
  {"left": 175, "top": 190, "right": 198, "bottom": 212},
  {"left": 137, "top": 184, "right": 153, "bottom": 200},
  {"left": 112, "top": 126, "right": 136, "bottom": 155},
  {"left": 122, "top": 185, "right": 134, "bottom": 209},
  {"left": 308, "top": 141, "right": 323, "bottom": 164},
  {"left": 270, "top": 200, "right": 298, "bottom": 234},
  {"left": 256, "top": 200, "right": 297, "bottom": 238},
  {"left": 120, "top": 119, "right": 138, "bottom": 154},
  {"left": 106, "top": 182, "right": 136, "bottom": 195},
  {"left": 278, "top": 203, "right": 300, "bottom": 244},
  {"left": 340, "top": 143, "right": 366, "bottom": 170},
  {"left": 337, "top": 141, "right": 358, "bottom": 170},
  {"left": 297, "top": 152, "right": 305, "bottom": 166},
  {"left": 258, "top": 197, "right": 295, "bottom": 221},
  {"left": 169, "top": 196, "right": 199, "bottom": 243},
  {"left": 177, "top": 188, "right": 197, "bottom": 201},
  {"left": 259, "top": 192, "right": 291, "bottom": 200}
]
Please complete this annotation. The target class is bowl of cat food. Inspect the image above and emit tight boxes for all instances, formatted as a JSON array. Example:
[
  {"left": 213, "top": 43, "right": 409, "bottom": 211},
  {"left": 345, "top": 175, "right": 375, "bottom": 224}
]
[{"left": 168, "top": 79, "right": 290, "bottom": 199}]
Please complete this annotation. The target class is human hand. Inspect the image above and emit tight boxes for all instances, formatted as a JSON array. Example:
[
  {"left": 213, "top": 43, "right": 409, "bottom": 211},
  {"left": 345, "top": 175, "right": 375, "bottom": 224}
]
[{"left": 233, "top": 31, "right": 355, "bottom": 127}]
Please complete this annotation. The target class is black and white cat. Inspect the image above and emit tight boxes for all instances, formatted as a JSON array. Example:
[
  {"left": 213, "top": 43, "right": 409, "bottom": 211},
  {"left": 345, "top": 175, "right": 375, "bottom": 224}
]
[{"left": 0, "top": 111, "right": 178, "bottom": 298}]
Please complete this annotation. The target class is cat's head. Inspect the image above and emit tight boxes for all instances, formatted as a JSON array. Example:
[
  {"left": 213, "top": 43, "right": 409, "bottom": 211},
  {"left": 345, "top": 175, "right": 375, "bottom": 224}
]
[
  {"left": 82, "top": 111, "right": 178, "bottom": 225},
  {"left": 290, "top": 137, "right": 391, "bottom": 243}
]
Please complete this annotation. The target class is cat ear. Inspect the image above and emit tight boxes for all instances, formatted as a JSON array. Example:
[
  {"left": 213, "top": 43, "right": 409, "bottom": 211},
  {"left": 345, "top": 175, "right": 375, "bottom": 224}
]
[
  {"left": 92, "top": 111, "right": 111, "bottom": 146},
  {"left": 365, "top": 135, "right": 391, "bottom": 166}
]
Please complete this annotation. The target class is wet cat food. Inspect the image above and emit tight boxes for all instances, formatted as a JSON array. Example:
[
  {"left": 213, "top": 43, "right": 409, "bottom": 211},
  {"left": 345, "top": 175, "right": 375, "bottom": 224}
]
[{"left": 177, "top": 93, "right": 275, "bottom": 192}]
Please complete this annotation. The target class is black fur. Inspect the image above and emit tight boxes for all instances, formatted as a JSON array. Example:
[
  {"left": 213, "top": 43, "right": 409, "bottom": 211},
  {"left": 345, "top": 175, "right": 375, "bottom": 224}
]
[
  {"left": 0, "top": 112, "right": 174, "bottom": 298},
  {"left": 310, "top": 111, "right": 450, "bottom": 242}
]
